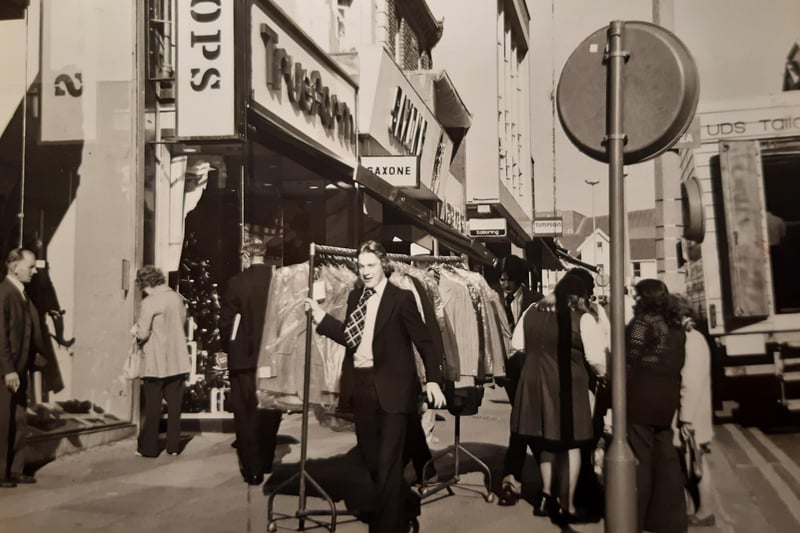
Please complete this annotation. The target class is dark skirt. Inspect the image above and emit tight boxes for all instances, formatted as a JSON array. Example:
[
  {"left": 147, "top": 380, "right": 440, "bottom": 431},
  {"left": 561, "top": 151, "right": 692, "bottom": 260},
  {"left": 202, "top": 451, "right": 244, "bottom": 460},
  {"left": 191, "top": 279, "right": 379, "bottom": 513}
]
[{"left": 510, "top": 310, "right": 593, "bottom": 450}]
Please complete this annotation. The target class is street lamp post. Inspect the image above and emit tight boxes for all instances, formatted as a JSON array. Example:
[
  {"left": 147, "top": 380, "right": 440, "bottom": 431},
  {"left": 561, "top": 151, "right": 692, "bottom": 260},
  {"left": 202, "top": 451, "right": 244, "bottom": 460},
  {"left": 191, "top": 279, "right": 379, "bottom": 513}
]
[{"left": 585, "top": 179, "right": 600, "bottom": 265}]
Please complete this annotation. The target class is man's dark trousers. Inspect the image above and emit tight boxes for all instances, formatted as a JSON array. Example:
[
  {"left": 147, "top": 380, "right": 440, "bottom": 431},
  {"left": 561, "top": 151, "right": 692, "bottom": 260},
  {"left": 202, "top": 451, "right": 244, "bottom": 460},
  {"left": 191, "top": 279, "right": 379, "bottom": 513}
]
[
  {"left": 352, "top": 368, "right": 418, "bottom": 533},
  {"left": 0, "top": 374, "right": 28, "bottom": 478},
  {"left": 229, "top": 369, "right": 282, "bottom": 475}
]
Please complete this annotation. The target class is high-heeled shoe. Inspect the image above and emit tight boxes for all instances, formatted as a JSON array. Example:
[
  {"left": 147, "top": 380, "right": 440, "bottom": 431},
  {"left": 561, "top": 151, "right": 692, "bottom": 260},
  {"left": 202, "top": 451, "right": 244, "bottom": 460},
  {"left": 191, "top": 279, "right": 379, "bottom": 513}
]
[{"left": 533, "top": 492, "right": 553, "bottom": 516}]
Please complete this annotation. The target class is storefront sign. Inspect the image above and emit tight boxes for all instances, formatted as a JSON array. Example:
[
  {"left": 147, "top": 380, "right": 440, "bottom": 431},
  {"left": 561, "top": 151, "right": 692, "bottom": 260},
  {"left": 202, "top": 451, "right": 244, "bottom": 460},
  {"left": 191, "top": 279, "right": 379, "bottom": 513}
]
[
  {"left": 358, "top": 46, "right": 451, "bottom": 194},
  {"left": 390, "top": 87, "right": 428, "bottom": 156},
  {"left": 436, "top": 172, "right": 467, "bottom": 235},
  {"left": 251, "top": 2, "right": 357, "bottom": 166},
  {"left": 533, "top": 217, "right": 563, "bottom": 237},
  {"left": 176, "top": 0, "right": 236, "bottom": 138},
  {"left": 361, "top": 156, "right": 419, "bottom": 188},
  {"left": 41, "top": 0, "right": 98, "bottom": 142},
  {"left": 439, "top": 202, "right": 466, "bottom": 235},
  {"left": 468, "top": 218, "right": 507, "bottom": 238},
  {"left": 698, "top": 102, "right": 800, "bottom": 143},
  {"left": 673, "top": 116, "right": 701, "bottom": 149}
]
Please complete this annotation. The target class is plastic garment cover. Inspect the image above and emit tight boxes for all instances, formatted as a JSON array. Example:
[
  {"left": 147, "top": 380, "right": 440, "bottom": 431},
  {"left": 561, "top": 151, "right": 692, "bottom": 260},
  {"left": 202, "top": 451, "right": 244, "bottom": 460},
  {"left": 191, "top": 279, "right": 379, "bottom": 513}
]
[{"left": 256, "top": 263, "right": 357, "bottom": 408}]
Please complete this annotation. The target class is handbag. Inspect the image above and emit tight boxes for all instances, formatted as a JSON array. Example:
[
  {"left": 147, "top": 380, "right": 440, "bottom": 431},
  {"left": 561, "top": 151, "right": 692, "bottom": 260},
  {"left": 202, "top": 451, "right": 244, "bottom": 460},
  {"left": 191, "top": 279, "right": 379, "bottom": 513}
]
[
  {"left": 679, "top": 422, "right": 703, "bottom": 483},
  {"left": 122, "top": 338, "right": 142, "bottom": 380}
]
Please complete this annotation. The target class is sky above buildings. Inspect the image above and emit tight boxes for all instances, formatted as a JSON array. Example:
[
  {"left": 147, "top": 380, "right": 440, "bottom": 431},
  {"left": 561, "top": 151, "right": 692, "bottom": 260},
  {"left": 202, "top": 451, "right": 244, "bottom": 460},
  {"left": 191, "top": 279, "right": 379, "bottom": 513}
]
[{"left": 527, "top": 0, "right": 800, "bottom": 217}]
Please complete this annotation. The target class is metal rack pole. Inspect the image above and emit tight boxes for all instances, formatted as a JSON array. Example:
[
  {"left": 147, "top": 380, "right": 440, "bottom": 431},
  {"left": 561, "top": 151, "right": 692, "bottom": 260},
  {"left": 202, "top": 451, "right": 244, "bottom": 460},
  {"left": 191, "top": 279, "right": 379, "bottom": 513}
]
[{"left": 267, "top": 243, "right": 339, "bottom": 532}]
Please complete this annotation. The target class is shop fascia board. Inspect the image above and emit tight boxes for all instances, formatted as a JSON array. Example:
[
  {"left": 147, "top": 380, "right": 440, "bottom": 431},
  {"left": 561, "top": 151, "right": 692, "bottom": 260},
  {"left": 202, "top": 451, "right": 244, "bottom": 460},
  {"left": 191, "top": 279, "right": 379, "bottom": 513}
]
[{"left": 357, "top": 165, "right": 494, "bottom": 264}]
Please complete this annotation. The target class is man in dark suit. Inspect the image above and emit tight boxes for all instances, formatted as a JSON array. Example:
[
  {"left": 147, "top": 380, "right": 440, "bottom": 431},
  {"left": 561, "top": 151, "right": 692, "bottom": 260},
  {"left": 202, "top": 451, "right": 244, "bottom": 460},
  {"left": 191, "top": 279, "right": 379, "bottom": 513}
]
[
  {"left": 498, "top": 255, "right": 543, "bottom": 402},
  {"left": 0, "top": 248, "right": 44, "bottom": 487},
  {"left": 495, "top": 254, "right": 544, "bottom": 507},
  {"left": 219, "top": 237, "right": 281, "bottom": 486},
  {"left": 306, "top": 240, "right": 446, "bottom": 533}
]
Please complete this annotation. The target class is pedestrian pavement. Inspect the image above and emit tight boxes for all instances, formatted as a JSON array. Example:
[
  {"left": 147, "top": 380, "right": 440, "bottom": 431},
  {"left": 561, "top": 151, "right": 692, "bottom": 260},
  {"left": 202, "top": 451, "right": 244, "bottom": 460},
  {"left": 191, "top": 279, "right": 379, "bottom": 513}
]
[{"left": 0, "top": 384, "right": 794, "bottom": 532}]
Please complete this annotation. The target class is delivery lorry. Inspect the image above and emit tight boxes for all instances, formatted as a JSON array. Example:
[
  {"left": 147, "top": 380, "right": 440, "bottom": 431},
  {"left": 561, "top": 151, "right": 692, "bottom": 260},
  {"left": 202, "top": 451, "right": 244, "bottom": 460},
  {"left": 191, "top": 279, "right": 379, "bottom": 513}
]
[{"left": 680, "top": 92, "right": 800, "bottom": 421}]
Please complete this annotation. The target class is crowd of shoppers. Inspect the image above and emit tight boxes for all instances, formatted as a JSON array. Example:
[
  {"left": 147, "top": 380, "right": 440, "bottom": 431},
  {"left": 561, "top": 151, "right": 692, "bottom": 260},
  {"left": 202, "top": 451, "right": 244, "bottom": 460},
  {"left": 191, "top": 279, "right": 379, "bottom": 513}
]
[
  {"left": 3, "top": 239, "right": 717, "bottom": 533},
  {"left": 494, "top": 256, "right": 715, "bottom": 532}
]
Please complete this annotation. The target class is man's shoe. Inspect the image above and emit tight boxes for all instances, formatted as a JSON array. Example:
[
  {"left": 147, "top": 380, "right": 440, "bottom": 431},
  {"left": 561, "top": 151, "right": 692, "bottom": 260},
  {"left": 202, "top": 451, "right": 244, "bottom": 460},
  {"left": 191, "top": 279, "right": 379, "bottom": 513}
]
[
  {"left": 497, "top": 483, "right": 520, "bottom": 506},
  {"left": 406, "top": 517, "right": 420, "bottom": 533},
  {"left": 245, "top": 473, "right": 264, "bottom": 486},
  {"left": 11, "top": 474, "right": 36, "bottom": 484},
  {"left": 688, "top": 514, "right": 716, "bottom": 527},
  {"left": 0, "top": 479, "right": 17, "bottom": 488}
]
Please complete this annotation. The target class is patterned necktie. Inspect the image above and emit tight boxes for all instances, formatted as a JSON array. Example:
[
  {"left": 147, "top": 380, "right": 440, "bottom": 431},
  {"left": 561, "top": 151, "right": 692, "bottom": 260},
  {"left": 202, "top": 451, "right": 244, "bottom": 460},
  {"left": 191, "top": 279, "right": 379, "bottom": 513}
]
[
  {"left": 504, "top": 292, "right": 515, "bottom": 326},
  {"left": 344, "top": 287, "right": 375, "bottom": 350}
]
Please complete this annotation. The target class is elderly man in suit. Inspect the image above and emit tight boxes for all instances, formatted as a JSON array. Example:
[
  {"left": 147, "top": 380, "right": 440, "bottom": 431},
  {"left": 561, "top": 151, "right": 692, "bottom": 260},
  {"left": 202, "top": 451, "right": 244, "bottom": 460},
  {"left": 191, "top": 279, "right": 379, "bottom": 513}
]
[
  {"left": 219, "top": 237, "right": 281, "bottom": 486},
  {"left": 0, "top": 248, "right": 44, "bottom": 487},
  {"left": 306, "top": 240, "right": 446, "bottom": 533}
]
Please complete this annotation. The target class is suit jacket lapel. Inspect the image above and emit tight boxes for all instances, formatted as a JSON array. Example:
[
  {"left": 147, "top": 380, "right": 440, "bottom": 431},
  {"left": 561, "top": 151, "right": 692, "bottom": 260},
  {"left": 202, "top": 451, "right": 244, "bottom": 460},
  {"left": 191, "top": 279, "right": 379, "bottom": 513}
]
[{"left": 373, "top": 282, "right": 397, "bottom": 338}]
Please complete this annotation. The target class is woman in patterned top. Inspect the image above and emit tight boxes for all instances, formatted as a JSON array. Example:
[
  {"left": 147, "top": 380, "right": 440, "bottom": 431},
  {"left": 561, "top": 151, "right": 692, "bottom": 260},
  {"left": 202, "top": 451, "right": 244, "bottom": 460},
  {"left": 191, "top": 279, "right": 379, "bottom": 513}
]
[{"left": 626, "top": 279, "right": 687, "bottom": 533}]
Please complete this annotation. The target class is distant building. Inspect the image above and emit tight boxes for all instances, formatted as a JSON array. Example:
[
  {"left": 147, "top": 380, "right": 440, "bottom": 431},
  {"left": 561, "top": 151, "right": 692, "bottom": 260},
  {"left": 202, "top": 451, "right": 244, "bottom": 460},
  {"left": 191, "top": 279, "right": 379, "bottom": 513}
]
[{"left": 541, "top": 207, "right": 657, "bottom": 294}]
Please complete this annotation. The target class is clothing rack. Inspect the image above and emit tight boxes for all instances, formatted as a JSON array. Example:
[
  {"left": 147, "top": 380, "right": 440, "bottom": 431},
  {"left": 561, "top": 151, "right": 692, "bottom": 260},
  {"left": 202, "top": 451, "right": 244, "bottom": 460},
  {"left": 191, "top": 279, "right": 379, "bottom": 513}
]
[
  {"left": 266, "top": 243, "right": 467, "bottom": 532},
  {"left": 418, "top": 391, "right": 495, "bottom": 503}
]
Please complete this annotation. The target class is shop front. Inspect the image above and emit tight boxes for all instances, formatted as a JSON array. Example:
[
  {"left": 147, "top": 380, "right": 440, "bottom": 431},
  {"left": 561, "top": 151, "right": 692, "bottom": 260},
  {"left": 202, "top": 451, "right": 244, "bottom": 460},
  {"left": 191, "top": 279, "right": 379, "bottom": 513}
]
[
  {"left": 145, "top": 0, "right": 359, "bottom": 419},
  {"left": 354, "top": 45, "right": 492, "bottom": 265}
]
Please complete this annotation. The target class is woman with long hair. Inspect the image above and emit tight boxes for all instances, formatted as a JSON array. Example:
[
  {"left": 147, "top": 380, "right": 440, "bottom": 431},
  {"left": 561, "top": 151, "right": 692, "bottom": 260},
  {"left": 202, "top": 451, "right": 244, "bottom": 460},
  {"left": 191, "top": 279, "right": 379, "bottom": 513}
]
[
  {"left": 626, "top": 279, "right": 687, "bottom": 532},
  {"left": 509, "top": 272, "right": 595, "bottom": 524}
]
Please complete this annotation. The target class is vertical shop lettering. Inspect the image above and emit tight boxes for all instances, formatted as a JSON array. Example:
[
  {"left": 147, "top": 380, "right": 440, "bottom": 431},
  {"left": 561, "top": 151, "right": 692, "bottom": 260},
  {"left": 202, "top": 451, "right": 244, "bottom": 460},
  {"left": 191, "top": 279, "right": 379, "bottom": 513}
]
[
  {"left": 188, "top": 0, "right": 224, "bottom": 91},
  {"left": 260, "top": 23, "right": 356, "bottom": 147},
  {"left": 389, "top": 87, "right": 428, "bottom": 156}
]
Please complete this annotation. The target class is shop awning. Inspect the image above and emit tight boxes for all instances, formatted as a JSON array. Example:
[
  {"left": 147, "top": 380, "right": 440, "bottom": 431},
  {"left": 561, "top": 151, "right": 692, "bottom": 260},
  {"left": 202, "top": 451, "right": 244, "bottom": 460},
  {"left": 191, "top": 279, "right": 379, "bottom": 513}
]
[
  {"left": 355, "top": 165, "right": 495, "bottom": 265},
  {"left": 407, "top": 69, "right": 472, "bottom": 150},
  {"left": 527, "top": 237, "right": 600, "bottom": 273}
]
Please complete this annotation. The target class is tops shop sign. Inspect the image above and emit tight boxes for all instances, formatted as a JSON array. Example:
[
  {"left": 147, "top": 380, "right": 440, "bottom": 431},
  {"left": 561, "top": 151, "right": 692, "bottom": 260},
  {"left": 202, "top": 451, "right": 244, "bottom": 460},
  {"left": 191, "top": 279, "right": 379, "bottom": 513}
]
[
  {"left": 176, "top": 0, "right": 236, "bottom": 138},
  {"left": 251, "top": 3, "right": 357, "bottom": 166}
]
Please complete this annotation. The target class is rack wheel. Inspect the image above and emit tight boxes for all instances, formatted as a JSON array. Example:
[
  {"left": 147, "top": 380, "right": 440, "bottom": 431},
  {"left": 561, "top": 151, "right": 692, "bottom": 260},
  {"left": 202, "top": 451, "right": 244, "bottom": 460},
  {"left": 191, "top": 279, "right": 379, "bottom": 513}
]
[
  {"left": 419, "top": 486, "right": 430, "bottom": 497},
  {"left": 267, "top": 521, "right": 277, "bottom": 532},
  {"left": 485, "top": 493, "right": 495, "bottom": 503}
]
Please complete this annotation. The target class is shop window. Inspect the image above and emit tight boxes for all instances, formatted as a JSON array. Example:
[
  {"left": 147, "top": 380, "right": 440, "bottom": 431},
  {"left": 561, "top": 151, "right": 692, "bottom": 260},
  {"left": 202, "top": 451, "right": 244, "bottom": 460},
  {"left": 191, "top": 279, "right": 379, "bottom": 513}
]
[{"left": 633, "top": 261, "right": 641, "bottom": 277}]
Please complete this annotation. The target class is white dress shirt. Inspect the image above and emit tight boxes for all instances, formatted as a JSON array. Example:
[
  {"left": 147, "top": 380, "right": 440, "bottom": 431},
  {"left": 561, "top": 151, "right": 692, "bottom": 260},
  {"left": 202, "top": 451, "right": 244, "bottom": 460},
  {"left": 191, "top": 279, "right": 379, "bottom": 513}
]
[{"left": 353, "top": 278, "right": 387, "bottom": 368}]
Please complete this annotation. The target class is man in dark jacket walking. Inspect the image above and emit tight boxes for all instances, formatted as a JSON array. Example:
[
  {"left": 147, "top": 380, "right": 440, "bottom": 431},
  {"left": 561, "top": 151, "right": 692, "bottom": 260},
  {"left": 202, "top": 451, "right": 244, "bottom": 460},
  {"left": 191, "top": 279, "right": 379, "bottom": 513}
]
[{"left": 220, "top": 238, "right": 281, "bottom": 486}]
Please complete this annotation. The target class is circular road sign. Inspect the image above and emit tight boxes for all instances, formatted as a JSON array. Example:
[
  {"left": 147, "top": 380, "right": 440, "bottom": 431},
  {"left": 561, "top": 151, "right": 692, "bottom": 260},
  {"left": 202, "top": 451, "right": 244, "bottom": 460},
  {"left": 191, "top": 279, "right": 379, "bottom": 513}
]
[{"left": 557, "top": 21, "right": 699, "bottom": 164}]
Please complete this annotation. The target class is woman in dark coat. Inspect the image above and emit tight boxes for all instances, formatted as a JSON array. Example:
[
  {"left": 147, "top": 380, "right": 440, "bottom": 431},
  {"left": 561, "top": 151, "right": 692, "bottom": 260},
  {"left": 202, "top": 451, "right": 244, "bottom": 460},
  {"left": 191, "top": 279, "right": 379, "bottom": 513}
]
[
  {"left": 510, "top": 273, "right": 594, "bottom": 523},
  {"left": 626, "top": 279, "right": 687, "bottom": 533}
]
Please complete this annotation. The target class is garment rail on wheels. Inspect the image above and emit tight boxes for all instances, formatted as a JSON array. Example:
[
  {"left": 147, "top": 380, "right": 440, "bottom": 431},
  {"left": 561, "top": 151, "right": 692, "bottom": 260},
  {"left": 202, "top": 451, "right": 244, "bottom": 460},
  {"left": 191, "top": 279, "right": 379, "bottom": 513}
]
[
  {"left": 418, "top": 388, "right": 495, "bottom": 503},
  {"left": 266, "top": 243, "right": 469, "bottom": 532}
]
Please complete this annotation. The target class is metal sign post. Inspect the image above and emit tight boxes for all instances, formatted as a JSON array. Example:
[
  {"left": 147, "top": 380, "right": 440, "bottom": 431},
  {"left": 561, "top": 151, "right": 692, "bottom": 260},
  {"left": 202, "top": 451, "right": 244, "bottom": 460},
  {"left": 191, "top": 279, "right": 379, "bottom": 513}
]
[
  {"left": 603, "top": 21, "right": 637, "bottom": 533},
  {"left": 556, "top": 18, "right": 699, "bottom": 532}
]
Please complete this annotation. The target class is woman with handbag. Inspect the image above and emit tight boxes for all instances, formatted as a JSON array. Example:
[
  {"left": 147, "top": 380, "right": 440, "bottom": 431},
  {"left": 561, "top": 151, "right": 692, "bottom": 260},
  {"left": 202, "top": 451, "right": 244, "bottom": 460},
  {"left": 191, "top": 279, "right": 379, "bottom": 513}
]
[
  {"left": 673, "top": 294, "right": 716, "bottom": 527},
  {"left": 131, "top": 265, "right": 190, "bottom": 457}
]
